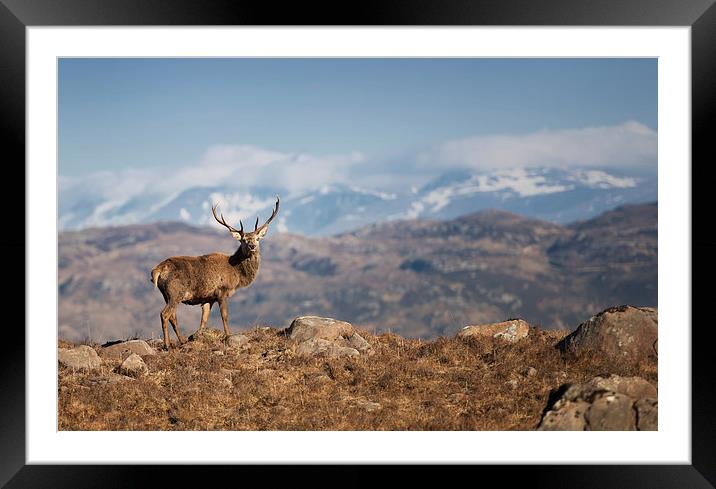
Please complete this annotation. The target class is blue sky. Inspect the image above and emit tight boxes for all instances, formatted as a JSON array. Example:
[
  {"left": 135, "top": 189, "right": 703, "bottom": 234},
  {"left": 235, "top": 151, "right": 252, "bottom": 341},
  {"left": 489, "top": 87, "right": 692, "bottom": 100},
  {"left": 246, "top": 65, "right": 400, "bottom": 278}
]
[{"left": 59, "top": 58, "right": 657, "bottom": 181}]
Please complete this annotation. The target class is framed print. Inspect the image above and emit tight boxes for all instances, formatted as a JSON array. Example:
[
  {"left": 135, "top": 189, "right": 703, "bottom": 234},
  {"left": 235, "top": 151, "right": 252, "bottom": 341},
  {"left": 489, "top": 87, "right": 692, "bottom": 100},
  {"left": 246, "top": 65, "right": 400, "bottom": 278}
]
[{"left": 3, "top": 0, "right": 713, "bottom": 486}]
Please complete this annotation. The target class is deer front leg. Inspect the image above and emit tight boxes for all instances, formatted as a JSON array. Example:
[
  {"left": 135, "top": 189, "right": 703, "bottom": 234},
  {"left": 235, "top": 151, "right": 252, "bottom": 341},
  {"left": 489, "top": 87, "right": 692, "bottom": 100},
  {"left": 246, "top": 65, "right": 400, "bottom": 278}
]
[
  {"left": 198, "top": 303, "right": 211, "bottom": 332},
  {"left": 218, "top": 299, "right": 232, "bottom": 339},
  {"left": 189, "top": 303, "right": 211, "bottom": 341}
]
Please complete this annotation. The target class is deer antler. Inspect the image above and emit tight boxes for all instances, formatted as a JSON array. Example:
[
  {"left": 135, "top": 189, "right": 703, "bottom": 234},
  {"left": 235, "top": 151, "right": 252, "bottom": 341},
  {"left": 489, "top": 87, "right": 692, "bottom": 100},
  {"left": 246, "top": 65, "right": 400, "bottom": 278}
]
[
  {"left": 257, "top": 196, "right": 280, "bottom": 232},
  {"left": 211, "top": 203, "right": 244, "bottom": 237}
]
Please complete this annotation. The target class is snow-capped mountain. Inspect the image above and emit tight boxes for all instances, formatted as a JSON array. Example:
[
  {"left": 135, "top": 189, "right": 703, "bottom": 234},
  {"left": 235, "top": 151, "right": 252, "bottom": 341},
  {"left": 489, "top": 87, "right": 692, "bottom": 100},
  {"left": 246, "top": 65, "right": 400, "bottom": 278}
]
[
  {"left": 59, "top": 167, "right": 657, "bottom": 235},
  {"left": 398, "top": 167, "right": 656, "bottom": 225}
]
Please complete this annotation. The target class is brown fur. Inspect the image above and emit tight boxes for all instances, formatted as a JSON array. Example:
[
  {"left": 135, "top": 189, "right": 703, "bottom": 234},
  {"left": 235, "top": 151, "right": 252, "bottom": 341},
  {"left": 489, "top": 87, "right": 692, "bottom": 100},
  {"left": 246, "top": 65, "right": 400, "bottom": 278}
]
[{"left": 151, "top": 198, "right": 278, "bottom": 349}]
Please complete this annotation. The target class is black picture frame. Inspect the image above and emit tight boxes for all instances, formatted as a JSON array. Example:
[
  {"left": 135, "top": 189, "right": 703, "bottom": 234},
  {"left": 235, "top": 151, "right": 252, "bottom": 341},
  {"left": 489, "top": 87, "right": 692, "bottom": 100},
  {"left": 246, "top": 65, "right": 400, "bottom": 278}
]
[{"left": 3, "top": 0, "right": 712, "bottom": 487}]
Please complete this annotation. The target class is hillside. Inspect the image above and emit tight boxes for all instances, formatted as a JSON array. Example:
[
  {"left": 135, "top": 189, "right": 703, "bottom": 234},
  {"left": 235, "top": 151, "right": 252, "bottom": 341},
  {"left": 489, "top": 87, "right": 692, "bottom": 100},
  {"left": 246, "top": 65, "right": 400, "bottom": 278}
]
[
  {"left": 58, "top": 203, "right": 657, "bottom": 343},
  {"left": 58, "top": 318, "right": 658, "bottom": 431}
]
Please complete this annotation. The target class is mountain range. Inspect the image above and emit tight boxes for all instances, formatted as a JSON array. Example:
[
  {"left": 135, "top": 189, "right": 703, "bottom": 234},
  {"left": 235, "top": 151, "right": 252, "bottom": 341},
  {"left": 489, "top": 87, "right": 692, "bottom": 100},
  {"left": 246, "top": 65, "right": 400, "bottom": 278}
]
[
  {"left": 59, "top": 167, "right": 657, "bottom": 235},
  {"left": 58, "top": 202, "right": 657, "bottom": 343}
]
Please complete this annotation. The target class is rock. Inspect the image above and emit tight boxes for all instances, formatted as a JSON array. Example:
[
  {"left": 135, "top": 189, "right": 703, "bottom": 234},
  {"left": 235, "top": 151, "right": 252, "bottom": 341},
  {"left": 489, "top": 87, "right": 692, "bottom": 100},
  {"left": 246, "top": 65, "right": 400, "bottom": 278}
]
[
  {"left": 585, "top": 394, "right": 636, "bottom": 431},
  {"left": 448, "top": 392, "right": 468, "bottom": 403},
  {"left": 58, "top": 345, "right": 101, "bottom": 371},
  {"left": 356, "top": 400, "right": 382, "bottom": 412},
  {"left": 539, "top": 401, "right": 590, "bottom": 431},
  {"left": 538, "top": 375, "right": 657, "bottom": 431},
  {"left": 85, "top": 373, "right": 135, "bottom": 386},
  {"left": 117, "top": 353, "right": 148, "bottom": 378},
  {"left": 557, "top": 305, "right": 657, "bottom": 364},
  {"left": 634, "top": 398, "right": 658, "bottom": 431},
  {"left": 146, "top": 338, "right": 165, "bottom": 349},
  {"left": 305, "top": 372, "right": 333, "bottom": 384},
  {"left": 520, "top": 366, "right": 538, "bottom": 378},
  {"left": 557, "top": 375, "right": 656, "bottom": 403},
  {"left": 286, "top": 316, "right": 372, "bottom": 358},
  {"left": 586, "top": 375, "right": 657, "bottom": 399},
  {"left": 457, "top": 319, "right": 530, "bottom": 343},
  {"left": 295, "top": 338, "right": 360, "bottom": 359},
  {"left": 346, "top": 332, "right": 373, "bottom": 355},
  {"left": 286, "top": 316, "right": 354, "bottom": 342},
  {"left": 102, "top": 339, "right": 155, "bottom": 359},
  {"left": 188, "top": 329, "right": 225, "bottom": 343},
  {"left": 225, "top": 334, "right": 250, "bottom": 349},
  {"left": 180, "top": 340, "right": 209, "bottom": 353}
]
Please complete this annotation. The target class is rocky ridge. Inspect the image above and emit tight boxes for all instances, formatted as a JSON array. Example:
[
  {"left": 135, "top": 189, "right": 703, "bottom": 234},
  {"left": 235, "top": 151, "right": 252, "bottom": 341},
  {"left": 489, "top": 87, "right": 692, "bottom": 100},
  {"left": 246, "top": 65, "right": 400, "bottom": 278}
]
[{"left": 58, "top": 305, "right": 657, "bottom": 431}]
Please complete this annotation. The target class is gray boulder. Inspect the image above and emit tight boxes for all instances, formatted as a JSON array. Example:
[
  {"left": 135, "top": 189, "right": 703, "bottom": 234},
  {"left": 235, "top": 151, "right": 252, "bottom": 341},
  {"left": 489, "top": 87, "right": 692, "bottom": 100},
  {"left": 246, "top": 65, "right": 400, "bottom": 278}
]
[
  {"left": 58, "top": 345, "right": 101, "bottom": 371},
  {"left": 538, "top": 375, "right": 657, "bottom": 431},
  {"left": 117, "top": 353, "right": 149, "bottom": 378},
  {"left": 586, "top": 375, "right": 657, "bottom": 399},
  {"left": 346, "top": 332, "right": 373, "bottom": 355},
  {"left": 226, "top": 334, "right": 250, "bottom": 349},
  {"left": 286, "top": 316, "right": 354, "bottom": 342},
  {"left": 295, "top": 338, "right": 359, "bottom": 359},
  {"left": 584, "top": 394, "right": 636, "bottom": 430},
  {"left": 102, "top": 339, "right": 156, "bottom": 360},
  {"left": 286, "top": 316, "right": 372, "bottom": 358},
  {"left": 457, "top": 319, "right": 530, "bottom": 343},
  {"left": 557, "top": 305, "right": 657, "bottom": 364},
  {"left": 634, "top": 398, "right": 658, "bottom": 431}
]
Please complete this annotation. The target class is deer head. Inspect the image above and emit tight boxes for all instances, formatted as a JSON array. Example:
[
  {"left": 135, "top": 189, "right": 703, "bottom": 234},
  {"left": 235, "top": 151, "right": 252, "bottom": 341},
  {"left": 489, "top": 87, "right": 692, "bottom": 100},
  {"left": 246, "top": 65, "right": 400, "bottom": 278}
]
[{"left": 211, "top": 196, "right": 280, "bottom": 255}]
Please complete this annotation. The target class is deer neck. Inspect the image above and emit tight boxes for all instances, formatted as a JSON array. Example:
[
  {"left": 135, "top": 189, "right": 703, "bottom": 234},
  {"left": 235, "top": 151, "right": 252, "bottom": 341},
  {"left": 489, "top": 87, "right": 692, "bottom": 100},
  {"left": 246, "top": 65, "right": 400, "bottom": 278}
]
[{"left": 228, "top": 246, "right": 261, "bottom": 287}]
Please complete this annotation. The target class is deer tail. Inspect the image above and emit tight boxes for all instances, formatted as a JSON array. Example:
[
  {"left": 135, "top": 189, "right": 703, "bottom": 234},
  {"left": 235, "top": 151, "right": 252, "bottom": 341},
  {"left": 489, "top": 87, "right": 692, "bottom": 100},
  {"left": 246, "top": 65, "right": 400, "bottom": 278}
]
[{"left": 150, "top": 266, "right": 162, "bottom": 288}]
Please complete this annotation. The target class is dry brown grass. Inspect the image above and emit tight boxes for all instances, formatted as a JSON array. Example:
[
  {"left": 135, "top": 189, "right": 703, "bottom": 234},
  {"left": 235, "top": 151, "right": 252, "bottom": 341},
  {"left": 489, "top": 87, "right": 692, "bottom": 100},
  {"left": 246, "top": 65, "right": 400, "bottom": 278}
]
[{"left": 58, "top": 327, "right": 657, "bottom": 431}]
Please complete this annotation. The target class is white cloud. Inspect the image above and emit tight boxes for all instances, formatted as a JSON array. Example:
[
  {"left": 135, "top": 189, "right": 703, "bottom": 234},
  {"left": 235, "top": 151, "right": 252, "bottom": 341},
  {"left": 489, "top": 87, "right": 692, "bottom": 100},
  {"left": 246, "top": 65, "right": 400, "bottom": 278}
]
[
  {"left": 419, "top": 121, "right": 657, "bottom": 171},
  {"left": 59, "top": 121, "right": 655, "bottom": 228},
  {"left": 146, "top": 145, "right": 319, "bottom": 196},
  {"left": 59, "top": 145, "right": 365, "bottom": 227},
  {"left": 194, "top": 144, "right": 364, "bottom": 195}
]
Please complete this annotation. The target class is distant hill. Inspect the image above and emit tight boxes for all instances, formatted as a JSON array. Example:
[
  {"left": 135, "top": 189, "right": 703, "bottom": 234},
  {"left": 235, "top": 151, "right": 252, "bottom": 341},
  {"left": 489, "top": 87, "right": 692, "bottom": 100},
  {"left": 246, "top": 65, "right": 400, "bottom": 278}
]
[{"left": 58, "top": 203, "right": 657, "bottom": 342}]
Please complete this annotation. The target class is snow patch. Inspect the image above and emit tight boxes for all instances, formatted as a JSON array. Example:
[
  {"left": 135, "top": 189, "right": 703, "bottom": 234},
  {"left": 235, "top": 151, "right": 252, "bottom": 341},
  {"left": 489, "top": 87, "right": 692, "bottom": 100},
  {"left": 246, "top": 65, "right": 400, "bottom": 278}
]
[
  {"left": 402, "top": 168, "right": 576, "bottom": 218},
  {"left": 348, "top": 185, "right": 397, "bottom": 200},
  {"left": 570, "top": 170, "right": 637, "bottom": 189}
]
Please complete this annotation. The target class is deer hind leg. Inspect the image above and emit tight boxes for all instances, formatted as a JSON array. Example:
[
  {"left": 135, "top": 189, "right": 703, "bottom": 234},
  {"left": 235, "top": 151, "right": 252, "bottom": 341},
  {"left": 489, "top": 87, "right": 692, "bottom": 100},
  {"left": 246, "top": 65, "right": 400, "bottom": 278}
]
[
  {"left": 160, "top": 304, "right": 175, "bottom": 350},
  {"left": 169, "top": 310, "right": 187, "bottom": 345},
  {"left": 218, "top": 299, "right": 232, "bottom": 338}
]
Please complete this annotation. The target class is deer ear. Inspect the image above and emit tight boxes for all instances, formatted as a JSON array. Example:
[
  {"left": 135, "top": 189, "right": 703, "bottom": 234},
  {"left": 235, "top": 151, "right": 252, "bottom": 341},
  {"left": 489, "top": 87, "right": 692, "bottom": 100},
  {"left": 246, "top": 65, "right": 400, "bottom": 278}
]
[
  {"left": 256, "top": 226, "right": 269, "bottom": 239},
  {"left": 230, "top": 231, "right": 243, "bottom": 240}
]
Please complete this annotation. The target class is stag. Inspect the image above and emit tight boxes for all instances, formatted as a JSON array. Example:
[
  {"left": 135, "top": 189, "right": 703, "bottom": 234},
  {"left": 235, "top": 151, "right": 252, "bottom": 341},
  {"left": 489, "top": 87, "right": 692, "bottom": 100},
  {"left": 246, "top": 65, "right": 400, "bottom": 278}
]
[{"left": 150, "top": 197, "right": 280, "bottom": 349}]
